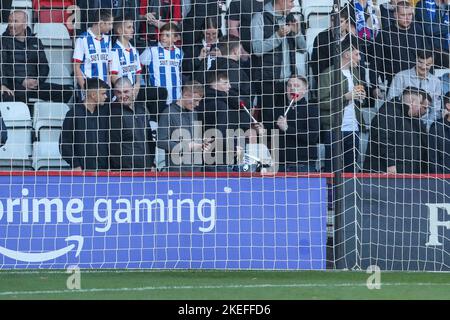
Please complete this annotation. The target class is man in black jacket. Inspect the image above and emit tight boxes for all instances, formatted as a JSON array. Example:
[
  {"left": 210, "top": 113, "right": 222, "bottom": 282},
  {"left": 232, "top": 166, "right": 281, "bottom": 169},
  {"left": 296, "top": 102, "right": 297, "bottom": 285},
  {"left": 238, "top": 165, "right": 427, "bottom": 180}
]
[
  {"left": 266, "top": 76, "right": 320, "bottom": 172},
  {"left": 198, "top": 71, "right": 232, "bottom": 135},
  {"left": 429, "top": 92, "right": 450, "bottom": 173},
  {"left": 370, "top": 2, "right": 429, "bottom": 94},
  {"left": 198, "top": 70, "right": 242, "bottom": 171},
  {"left": 380, "top": 0, "right": 401, "bottom": 29},
  {"left": 60, "top": 78, "right": 110, "bottom": 170},
  {"left": 181, "top": 0, "right": 222, "bottom": 52},
  {"left": 207, "top": 37, "right": 252, "bottom": 112},
  {"left": 310, "top": 7, "right": 356, "bottom": 81},
  {"left": 109, "top": 77, "right": 155, "bottom": 171},
  {"left": 364, "top": 87, "right": 429, "bottom": 174},
  {"left": 1, "top": 10, "right": 73, "bottom": 104}
]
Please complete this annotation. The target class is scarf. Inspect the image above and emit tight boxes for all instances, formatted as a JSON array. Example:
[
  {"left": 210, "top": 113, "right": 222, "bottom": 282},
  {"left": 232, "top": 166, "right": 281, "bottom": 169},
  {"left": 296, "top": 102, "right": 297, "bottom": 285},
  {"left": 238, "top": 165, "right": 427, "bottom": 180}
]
[{"left": 354, "top": 0, "right": 380, "bottom": 40}]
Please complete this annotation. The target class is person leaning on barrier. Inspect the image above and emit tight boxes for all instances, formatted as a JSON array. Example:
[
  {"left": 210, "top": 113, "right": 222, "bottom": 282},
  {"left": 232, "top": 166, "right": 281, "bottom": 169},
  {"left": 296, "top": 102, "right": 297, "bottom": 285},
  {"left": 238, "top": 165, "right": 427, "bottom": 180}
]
[
  {"left": 109, "top": 77, "right": 156, "bottom": 171},
  {"left": 60, "top": 78, "right": 110, "bottom": 171},
  {"left": 157, "top": 81, "right": 210, "bottom": 172},
  {"left": 429, "top": 92, "right": 450, "bottom": 174},
  {"left": 364, "top": 87, "right": 429, "bottom": 174}
]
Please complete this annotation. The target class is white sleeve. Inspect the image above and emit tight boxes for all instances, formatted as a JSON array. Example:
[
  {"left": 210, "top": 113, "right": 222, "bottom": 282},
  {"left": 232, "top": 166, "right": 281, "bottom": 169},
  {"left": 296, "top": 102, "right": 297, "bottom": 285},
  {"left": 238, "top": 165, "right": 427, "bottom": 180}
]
[
  {"left": 110, "top": 50, "right": 120, "bottom": 74},
  {"left": 108, "top": 37, "right": 113, "bottom": 62},
  {"left": 135, "top": 51, "right": 142, "bottom": 73},
  {"left": 73, "top": 37, "right": 85, "bottom": 62},
  {"left": 140, "top": 48, "right": 152, "bottom": 66}
]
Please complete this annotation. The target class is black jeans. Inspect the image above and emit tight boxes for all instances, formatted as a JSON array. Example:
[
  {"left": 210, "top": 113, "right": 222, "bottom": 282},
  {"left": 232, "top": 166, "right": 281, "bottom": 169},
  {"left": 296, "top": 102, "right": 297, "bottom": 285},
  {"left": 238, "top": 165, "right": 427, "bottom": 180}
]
[{"left": 13, "top": 82, "right": 73, "bottom": 104}]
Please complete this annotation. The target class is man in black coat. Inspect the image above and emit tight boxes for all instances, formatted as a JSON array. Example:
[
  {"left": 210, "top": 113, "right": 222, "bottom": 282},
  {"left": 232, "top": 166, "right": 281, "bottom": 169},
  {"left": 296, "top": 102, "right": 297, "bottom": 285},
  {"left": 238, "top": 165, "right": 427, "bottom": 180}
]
[
  {"left": 379, "top": 0, "right": 400, "bottom": 29},
  {"left": 181, "top": 0, "right": 222, "bottom": 50},
  {"left": 310, "top": 7, "right": 356, "bottom": 80},
  {"left": 208, "top": 37, "right": 251, "bottom": 109},
  {"left": 195, "top": 37, "right": 253, "bottom": 128},
  {"left": 226, "top": 0, "right": 265, "bottom": 54},
  {"left": 429, "top": 92, "right": 450, "bottom": 173},
  {"left": 370, "top": 2, "right": 429, "bottom": 93},
  {"left": 109, "top": 77, "right": 155, "bottom": 171},
  {"left": 1, "top": 10, "right": 73, "bottom": 104},
  {"left": 197, "top": 70, "right": 242, "bottom": 171},
  {"left": 265, "top": 76, "right": 320, "bottom": 172},
  {"left": 60, "top": 78, "right": 110, "bottom": 170},
  {"left": 364, "top": 87, "right": 429, "bottom": 174}
]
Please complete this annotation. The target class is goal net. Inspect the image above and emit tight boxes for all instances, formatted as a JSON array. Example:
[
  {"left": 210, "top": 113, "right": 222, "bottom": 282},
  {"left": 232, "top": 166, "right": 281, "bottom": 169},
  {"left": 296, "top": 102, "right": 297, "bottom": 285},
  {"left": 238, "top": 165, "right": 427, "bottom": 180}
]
[{"left": 0, "top": 0, "right": 448, "bottom": 271}]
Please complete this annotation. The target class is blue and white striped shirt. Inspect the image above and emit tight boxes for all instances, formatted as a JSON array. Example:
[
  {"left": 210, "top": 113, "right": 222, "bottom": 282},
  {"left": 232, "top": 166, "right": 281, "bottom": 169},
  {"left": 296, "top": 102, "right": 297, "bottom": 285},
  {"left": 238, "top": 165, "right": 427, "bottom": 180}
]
[
  {"left": 111, "top": 40, "right": 142, "bottom": 85},
  {"left": 140, "top": 43, "right": 183, "bottom": 104},
  {"left": 73, "top": 28, "right": 112, "bottom": 83}
]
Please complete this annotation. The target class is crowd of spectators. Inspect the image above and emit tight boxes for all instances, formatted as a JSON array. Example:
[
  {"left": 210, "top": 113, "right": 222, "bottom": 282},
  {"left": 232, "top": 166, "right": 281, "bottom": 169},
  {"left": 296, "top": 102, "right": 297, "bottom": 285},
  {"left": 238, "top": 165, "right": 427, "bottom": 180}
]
[{"left": 1, "top": 0, "right": 450, "bottom": 173}]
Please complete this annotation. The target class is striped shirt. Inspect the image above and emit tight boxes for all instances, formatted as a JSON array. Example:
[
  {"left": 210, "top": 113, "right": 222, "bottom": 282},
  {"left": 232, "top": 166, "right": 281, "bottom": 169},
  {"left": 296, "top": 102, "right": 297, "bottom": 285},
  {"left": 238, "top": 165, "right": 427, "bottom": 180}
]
[
  {"left": 111, "top": 40, "right": 142, "bottom": 85},
  {"left": 140, "top": 43, "right": 183, "bottom": 104},
  {"left": 73, "top": 28, "right": 112, "bottom": 83}
]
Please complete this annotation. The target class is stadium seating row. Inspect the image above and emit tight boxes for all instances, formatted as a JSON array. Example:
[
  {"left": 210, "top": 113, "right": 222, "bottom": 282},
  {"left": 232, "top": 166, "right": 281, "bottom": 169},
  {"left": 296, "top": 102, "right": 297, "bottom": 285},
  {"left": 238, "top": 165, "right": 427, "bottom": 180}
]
[
  {"left": 0, "top": 100, "right": 383, "bottom": 172},
  {"left": 0, "top": 101, "right": 69, "bottom": 170},
  {"left": 0, "top": 101, "right": 170, "bottom": 171}
]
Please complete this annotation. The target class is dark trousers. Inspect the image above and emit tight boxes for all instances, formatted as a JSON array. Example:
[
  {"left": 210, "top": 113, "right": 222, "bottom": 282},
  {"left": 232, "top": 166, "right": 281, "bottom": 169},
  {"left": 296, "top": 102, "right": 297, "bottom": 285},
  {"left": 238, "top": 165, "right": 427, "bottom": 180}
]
[
  {"left": 13, "top": 82, "right": 73, "bottom": 104},
  {"left": 137, "top": 86, "right": 168, "bottom": 121},
  {"left": 322, "top": 130, "right": 360, "bottom": 173}
]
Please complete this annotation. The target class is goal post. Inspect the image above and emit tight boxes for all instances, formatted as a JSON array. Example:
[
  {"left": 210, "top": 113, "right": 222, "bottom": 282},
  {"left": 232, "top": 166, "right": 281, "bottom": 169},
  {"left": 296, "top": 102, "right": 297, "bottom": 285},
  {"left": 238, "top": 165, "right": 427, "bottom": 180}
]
[{"left": 0, "top": 0, "right": 450, "bottom": 272}]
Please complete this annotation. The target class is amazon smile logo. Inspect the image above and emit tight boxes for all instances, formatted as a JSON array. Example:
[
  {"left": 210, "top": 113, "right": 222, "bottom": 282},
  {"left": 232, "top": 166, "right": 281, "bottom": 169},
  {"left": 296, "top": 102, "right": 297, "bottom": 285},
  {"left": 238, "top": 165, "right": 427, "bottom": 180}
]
[{"left": 0, "top": 236, "right": 83, "bottom": 262}]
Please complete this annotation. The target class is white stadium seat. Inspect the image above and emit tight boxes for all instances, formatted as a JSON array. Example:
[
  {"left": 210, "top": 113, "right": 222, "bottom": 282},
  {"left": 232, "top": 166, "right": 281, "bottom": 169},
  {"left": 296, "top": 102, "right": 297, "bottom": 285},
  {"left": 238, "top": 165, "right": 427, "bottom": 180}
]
[
  {"left": 305, "top": 10, "right": 331, "bottom": 29},
  {"left": 0, "top": 129, "right": 32, "bottom": 169},
  {"left": 34, "top": 23, "right": 72, "bottom": 47},
  {"left": 32, "top": 141, "right": 70, "bottom": 170},
  {"left": 33, "top": 102, "right": 70, "bottom": 142},
  {"left": 0, "top": 102, "right": 32, "bottom": 168},
  {"left": 0, "top": 102, "right": 32, "bottom": 128},
  {"left": 44, "top": 47, "right": 74, "bottom": 86},
  {"left": 34, "top": 24, "right": 73, "bottom": 85},
  {"left": 296, "top": 52, "right": 307, "bottom": 77}
]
